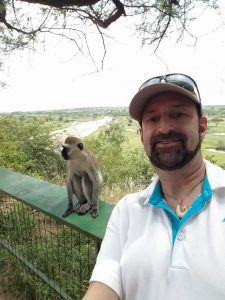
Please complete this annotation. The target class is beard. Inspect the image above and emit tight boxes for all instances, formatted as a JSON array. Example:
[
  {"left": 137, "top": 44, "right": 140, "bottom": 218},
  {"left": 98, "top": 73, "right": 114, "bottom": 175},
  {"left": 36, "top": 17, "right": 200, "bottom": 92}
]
[{"left": 149, "top": 131, "right": 201, "bottom": 171}]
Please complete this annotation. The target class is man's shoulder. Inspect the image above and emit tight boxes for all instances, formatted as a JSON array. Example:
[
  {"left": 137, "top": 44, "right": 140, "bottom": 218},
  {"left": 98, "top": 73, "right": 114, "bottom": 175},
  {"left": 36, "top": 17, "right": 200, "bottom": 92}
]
[
  {"left": 116, "top": 178, "right": 159, "bottom": 209},
  {"left": 205, "top": 159, "right": 225, "bottom": 188},
  {"left": 205, "top": 159, "right": 225, "bottom": 173}
]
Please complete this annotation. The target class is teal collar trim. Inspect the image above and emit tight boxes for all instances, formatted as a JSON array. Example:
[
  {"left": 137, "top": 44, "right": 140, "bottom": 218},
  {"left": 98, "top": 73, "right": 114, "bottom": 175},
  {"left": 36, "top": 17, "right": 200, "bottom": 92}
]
[
  {"left": 148, "top": 180, "right": 163, "bottom": 206},
  {"left": 148, "top": 175, "right": 213, "bottom": 245},
  {"left": 148, "top": 175, "right": 212, "bottom": 207}
]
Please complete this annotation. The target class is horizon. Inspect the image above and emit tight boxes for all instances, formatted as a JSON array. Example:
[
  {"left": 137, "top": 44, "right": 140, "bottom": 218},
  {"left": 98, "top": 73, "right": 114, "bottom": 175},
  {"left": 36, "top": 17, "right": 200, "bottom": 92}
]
[{"left": 0, "top": 104, "right": 224, "bottom": 115}]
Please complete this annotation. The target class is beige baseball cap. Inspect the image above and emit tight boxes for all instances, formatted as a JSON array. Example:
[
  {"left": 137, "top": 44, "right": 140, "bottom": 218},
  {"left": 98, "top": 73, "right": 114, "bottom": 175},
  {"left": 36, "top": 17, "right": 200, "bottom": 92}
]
[{"left": 129, "top": 74, "right": 202, "bottom": 123}]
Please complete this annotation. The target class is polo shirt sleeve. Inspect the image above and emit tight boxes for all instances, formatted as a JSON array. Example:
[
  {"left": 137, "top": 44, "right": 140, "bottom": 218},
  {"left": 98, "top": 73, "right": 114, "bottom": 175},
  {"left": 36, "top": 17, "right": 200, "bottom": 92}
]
[{"left": 90, "top": 202, "right": 126, "bottom": 298}]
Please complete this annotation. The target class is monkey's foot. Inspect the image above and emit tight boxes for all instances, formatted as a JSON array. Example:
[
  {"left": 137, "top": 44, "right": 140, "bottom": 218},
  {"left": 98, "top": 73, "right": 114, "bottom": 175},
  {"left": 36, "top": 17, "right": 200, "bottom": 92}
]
[
  {"left": 73, "top": 202, "right": 84, "bottom": 212},
  {"left": 90, "top": 208, "right": 98, "bottom": 218},
  {"left": 62, "top": 207, "right": 74, "bottom": 218},
  {"left": 76, "top": 203, "right": 91, "bottom": 215}
]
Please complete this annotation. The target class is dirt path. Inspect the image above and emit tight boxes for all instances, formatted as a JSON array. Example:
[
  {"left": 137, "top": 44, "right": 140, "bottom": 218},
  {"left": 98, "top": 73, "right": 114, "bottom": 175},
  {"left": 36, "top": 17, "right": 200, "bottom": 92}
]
[{"left": 52, "top": 116, "right": 112, "bottom": 140}]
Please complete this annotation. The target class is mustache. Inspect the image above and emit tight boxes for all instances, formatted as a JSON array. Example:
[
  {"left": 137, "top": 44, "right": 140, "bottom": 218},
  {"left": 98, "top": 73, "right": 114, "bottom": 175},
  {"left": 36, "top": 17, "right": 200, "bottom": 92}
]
[{"left": 150, "top": 131, "right": 187, "bottom": 146}]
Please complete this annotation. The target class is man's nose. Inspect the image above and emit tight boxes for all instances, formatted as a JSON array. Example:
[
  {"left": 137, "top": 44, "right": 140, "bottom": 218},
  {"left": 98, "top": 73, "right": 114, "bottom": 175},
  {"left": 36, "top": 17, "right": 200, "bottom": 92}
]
[{"left": 158, "top": 117, "right": 175, "bottom": 134}]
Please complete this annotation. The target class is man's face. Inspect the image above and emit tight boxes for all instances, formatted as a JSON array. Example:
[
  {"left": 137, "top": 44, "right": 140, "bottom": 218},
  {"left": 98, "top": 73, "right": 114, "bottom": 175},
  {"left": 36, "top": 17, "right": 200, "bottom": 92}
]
[{"left": 140, "top": 93, "right": 207, "bottom": 171}]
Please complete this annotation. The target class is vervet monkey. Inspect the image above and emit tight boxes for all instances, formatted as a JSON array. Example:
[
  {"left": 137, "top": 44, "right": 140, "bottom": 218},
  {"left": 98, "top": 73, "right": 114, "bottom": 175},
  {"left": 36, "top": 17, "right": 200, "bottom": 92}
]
[{"left": 61, "top": 136, "right": 103, "bottom": 218}]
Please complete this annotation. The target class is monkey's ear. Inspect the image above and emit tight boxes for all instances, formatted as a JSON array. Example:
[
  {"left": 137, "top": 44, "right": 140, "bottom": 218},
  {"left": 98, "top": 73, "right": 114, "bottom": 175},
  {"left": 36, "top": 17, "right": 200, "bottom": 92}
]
[{"left": 77, "top": 143, "right": 83, "bottom": 150}]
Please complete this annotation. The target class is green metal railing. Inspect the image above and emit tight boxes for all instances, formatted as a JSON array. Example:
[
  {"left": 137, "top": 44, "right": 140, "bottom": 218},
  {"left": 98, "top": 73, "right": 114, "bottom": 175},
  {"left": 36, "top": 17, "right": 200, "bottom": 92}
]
[{"left": 0, "top": 167, "right": 114, "bottom": 299}]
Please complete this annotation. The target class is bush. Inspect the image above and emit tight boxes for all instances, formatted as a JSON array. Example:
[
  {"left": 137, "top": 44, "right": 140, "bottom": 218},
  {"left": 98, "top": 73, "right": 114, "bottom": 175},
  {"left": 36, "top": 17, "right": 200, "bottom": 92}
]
[
  {"left": 85, "top": 120, "right": 154, "bottom": 202},
  {"left": 0, "top": 115, "right": 65, "bottom": 183}
]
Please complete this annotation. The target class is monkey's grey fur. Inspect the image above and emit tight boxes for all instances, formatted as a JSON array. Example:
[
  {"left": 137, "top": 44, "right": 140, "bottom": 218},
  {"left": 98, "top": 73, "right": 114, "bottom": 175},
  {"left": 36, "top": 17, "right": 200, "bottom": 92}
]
[{"left": 61, "top": 136, "right": 103, "bottom": 218}]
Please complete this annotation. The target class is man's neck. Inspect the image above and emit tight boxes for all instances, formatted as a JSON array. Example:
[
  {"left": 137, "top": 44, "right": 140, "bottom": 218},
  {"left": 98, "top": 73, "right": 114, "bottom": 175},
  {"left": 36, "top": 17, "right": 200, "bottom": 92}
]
[{"left": 155, "top": 153, "right": 206, "bottom": 196}]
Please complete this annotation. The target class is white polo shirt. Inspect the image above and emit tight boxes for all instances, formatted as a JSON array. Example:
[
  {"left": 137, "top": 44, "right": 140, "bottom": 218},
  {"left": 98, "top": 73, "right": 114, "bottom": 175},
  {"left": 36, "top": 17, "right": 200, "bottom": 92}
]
[{"left": 90, "top": 160, "right": 225, "bottom": 299}]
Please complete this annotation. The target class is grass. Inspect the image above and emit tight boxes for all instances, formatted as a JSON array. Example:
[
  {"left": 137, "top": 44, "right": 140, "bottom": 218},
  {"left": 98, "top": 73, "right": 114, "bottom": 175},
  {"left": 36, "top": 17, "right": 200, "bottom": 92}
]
[
  {"left": 207, "top": 126, "right": 225, "bottom": 133},
  {"left": 101, "top": 184, "right": 135, "bottom": 204},
  {"left": 203, "top": 134, "right": 225, "bottom": 149},
  {"left": 125, "top": 130, "right": 141, "bottom": 149},
  {"left": 203, "top": 150, "right": 225, "bottom": 166}
]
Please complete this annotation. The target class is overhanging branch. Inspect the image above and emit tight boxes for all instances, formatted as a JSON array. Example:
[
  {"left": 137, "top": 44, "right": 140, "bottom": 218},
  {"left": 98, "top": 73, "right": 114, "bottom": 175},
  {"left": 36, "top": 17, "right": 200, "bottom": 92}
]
[{"left": 19, "top": 0, "right": 100, "bottom": 8}]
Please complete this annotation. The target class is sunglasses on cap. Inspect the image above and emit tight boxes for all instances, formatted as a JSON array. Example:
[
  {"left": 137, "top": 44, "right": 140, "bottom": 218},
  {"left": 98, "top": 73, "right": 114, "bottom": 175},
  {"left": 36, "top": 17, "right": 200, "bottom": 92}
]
[{"left": 139, "top": 73, "right": 201, "bottom": 102}]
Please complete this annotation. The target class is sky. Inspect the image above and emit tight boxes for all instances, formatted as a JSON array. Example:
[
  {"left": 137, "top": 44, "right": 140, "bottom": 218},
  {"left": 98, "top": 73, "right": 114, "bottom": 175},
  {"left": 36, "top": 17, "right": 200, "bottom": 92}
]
[{"left": 1, "top": 4, "right": 225, "bottom": 113}]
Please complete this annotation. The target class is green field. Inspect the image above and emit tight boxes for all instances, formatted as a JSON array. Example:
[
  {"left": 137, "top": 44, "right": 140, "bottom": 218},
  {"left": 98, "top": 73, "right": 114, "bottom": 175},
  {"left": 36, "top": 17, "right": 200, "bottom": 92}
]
[
  {"left": 203, "top": 133, "right": 225, "bottom": 148},
  {"left": 203, "top": 149, "right": 225, "bottom": 165},
  {"left": 207, "top": 126, "right": 225, "bottom": 133}
]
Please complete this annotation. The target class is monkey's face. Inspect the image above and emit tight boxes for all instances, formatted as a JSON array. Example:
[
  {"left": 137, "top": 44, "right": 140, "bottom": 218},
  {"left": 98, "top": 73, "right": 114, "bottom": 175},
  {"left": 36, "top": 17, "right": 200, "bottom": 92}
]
[
  {"left": 61, "top": 146, "right": 70, "bottom": 160},
  {"left": 61, "top": 137, "right": 84, "bottom": 160}
]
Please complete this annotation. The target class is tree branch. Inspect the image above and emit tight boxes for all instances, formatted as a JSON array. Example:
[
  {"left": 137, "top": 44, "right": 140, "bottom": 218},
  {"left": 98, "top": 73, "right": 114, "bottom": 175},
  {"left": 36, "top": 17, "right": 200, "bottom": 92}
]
[
  {"left": 19, "top": 0, "right": 100, "bottom": 8},
  {"left": 0, "top": 0, "right": 220, "bottom": 70}
]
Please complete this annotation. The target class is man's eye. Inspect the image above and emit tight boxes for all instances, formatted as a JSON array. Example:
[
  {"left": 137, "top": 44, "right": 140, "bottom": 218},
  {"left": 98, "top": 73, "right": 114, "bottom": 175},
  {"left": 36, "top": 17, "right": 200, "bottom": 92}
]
[
  {"left": 148, "top": 116, "right": 159, "bottom": 123},
  {"left": 172, "top": 112, "right": 184, "bottom": 119}
]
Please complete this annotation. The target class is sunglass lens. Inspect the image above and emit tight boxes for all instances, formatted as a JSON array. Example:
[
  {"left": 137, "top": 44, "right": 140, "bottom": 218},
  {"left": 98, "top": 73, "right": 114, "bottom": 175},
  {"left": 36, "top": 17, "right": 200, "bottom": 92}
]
[
  {"left": 166, "top": 74, "right": 198, "bottom": 97},
  {"left": 140, "top": 77, "right": 161, "bottom": 90},
  {"left": 139, "top": 73, "right": 200, "bottom": 100}
]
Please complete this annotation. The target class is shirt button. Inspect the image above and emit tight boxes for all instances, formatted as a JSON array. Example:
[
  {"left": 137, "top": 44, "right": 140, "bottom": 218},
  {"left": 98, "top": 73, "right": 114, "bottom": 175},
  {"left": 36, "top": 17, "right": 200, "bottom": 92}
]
[{"left": 177, "top": 232, "right": 184, "bottom": 240}]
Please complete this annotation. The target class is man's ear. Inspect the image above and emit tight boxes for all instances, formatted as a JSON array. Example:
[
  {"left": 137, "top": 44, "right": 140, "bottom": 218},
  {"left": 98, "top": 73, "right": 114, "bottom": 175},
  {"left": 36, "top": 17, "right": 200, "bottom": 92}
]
[{"left": 199, "top": 116, "right": 207, "bottom": 140}]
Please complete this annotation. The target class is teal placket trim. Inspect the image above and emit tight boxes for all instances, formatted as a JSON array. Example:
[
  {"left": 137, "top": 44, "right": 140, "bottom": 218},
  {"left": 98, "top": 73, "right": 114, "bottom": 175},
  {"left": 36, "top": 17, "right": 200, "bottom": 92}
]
[{"left": 148, "top": 176, "right": 213, "bottom": 246}]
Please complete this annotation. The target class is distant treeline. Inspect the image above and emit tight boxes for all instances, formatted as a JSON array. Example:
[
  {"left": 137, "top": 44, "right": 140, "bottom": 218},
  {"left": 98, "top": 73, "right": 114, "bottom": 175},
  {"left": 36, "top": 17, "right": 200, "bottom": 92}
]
[
  {"left": 0, "top": 107, "right": 128, "bottom": 119},
  {"left": 1, "top": 105, "right": 225, "bottom": 119},
  {"left": 203, "top": 105, "right": 225, "bottom": 117}
]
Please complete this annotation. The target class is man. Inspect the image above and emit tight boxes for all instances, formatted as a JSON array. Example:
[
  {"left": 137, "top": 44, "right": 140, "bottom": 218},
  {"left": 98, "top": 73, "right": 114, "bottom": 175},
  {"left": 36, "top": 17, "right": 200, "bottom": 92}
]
[{"left": 83, "top": 73, "right": 225, "bottom": 300}]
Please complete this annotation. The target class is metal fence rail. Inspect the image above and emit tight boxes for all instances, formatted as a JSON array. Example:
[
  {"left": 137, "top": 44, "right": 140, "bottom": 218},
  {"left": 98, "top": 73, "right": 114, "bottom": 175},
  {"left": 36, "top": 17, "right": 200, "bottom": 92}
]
[{"left": 0, "top": 168, "right": 113, "bottom": 299}]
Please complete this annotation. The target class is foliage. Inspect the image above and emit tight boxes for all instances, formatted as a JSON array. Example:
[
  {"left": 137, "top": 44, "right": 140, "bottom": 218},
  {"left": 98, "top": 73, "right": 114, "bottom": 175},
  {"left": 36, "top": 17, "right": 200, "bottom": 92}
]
[
  {"left": 204, "top": 105, "right": 225, "bottom": 118},
  {"left": 0, "top": 0, "right": 221, "bottom": 63},
  {"left": 0, "top": 114, "right": 65, "bottom": 182},
  {"left": 9, "top": 107, "right": 128, "bottom": 125},
  {"left": 210, "top": 117, "right": 224, "bottom": 126},
  {"left": 215, "top": 140, "right": 225, "bottom": 151},
  {"left": 0, "top": 200, "right": 96, "bottom": 299}
]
